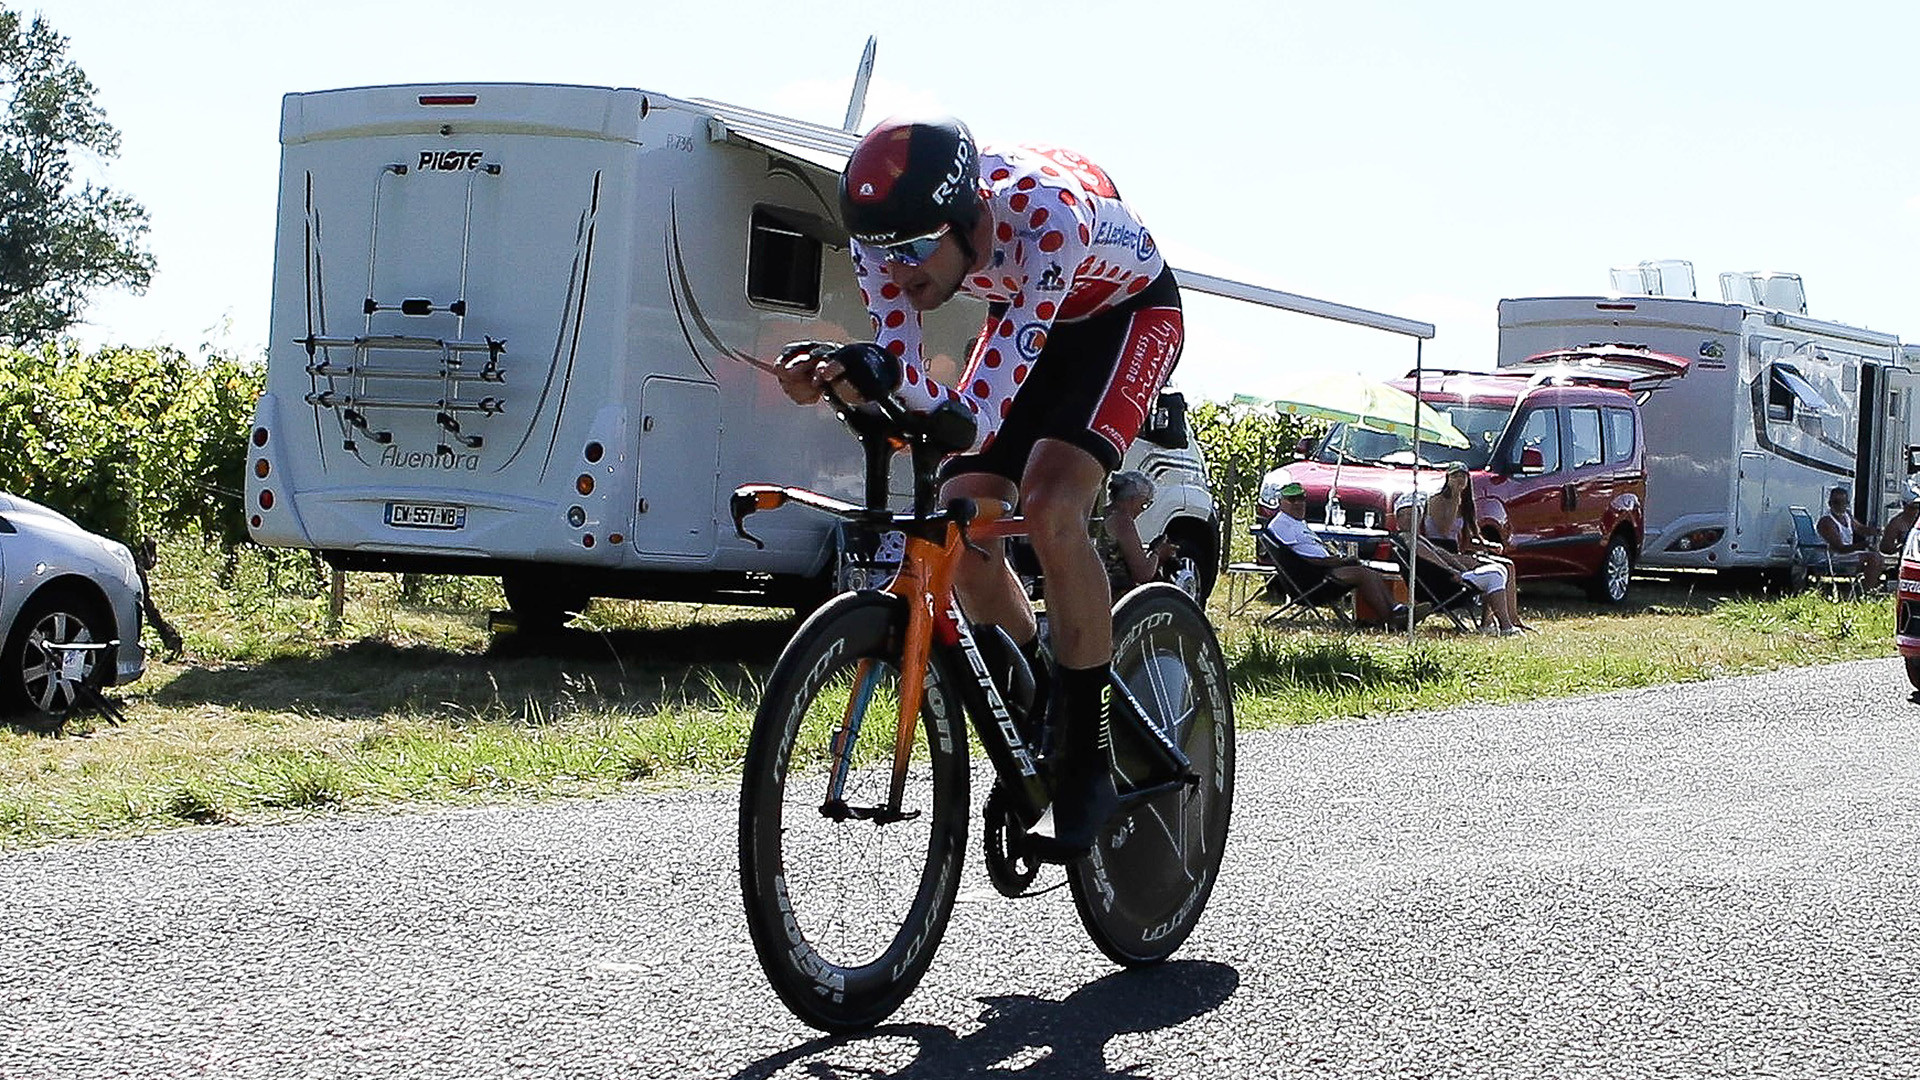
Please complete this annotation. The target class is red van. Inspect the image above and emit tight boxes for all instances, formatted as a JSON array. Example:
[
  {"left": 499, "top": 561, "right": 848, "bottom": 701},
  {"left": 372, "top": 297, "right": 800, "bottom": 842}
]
[
  {"left": 1895, "top": 523, "right": 1920, "bottom": 689},
  {"left": 1256, "top": 370, "right": 1649, "bottom": 603}
]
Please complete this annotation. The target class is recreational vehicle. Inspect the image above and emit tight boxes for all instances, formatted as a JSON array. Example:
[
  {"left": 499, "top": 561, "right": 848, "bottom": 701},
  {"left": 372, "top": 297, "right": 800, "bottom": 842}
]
[
  {"left": 244, "top": 81, "right": 1225, "bottom": 625},
  {"left": 1497, "top": 261, "right": 1919, "bottom": 585}
]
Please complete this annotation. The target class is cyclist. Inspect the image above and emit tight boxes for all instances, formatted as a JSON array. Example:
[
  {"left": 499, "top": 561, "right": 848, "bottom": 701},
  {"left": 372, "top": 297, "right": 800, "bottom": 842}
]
[{"left": 777, "top": 116, "right": 1182, "bottom": 860}]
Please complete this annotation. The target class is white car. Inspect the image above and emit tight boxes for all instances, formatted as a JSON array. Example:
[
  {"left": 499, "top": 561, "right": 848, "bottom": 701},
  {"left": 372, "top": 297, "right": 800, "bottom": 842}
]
[{"left": 0, "top": 493, "right": 146, "bottom": 719}]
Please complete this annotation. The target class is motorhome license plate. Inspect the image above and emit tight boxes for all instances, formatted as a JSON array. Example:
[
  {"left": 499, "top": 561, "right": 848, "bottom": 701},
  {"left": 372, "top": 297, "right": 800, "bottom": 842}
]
[{"left": 385, "top": 502, "right": 467, "bottom": 530}]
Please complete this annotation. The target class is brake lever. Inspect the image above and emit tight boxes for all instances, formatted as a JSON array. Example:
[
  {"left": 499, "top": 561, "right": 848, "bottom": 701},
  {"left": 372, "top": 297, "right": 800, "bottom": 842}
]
[{"left": 947, "top": 498, "right": 990, "bottom": 560}]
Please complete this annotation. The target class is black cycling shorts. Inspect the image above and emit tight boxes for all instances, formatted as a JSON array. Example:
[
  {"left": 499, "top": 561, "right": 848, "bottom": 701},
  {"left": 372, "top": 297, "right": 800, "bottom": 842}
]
[{"left": 942, "top": 267, "right": 1183, "bottom": 483}]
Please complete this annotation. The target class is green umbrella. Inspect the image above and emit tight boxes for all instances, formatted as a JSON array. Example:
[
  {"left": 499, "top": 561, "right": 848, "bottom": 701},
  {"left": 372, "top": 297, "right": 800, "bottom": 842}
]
[{"left": 1265, "top": 372, "right": 1469, "bottom": 449}]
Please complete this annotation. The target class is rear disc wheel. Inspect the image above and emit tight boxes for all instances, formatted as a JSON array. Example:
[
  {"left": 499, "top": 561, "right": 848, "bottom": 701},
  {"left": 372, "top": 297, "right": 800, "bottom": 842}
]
[{"left": 1068, "top": 583, "right": 1234, "bottom": 965}]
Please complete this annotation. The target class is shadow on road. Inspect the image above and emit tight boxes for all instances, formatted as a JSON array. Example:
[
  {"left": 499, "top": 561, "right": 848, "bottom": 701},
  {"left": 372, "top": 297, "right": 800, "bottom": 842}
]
[{"left": 728, "top": 960, "right": 1239, "bottom": 1079}]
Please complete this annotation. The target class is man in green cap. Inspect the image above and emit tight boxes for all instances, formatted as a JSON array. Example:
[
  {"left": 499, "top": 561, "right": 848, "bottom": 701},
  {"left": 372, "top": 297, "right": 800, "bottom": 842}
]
[{"left": 1264, "top": 481, "right": 1420, "bottom": 625}]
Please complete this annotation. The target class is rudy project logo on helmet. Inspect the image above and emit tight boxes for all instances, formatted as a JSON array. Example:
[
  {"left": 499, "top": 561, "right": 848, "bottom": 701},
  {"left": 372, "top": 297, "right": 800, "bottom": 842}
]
[{"left": 930, "top": 137, "right": 975, "bottom": 209}]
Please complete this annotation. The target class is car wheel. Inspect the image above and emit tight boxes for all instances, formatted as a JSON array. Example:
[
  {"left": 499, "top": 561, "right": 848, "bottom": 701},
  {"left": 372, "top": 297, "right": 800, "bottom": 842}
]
[
  {"left": 1586, "top": 535, "right": 1633, "bottom": 604},
  {"left": 2, "top": 588, "right": 111, "bottom": 723},
  {"left": 1907, "top": 656, "right": 1920, "bottom": 693},
  {"left": 1165, "top": 523, "right": 1219, "bottom": 601}
]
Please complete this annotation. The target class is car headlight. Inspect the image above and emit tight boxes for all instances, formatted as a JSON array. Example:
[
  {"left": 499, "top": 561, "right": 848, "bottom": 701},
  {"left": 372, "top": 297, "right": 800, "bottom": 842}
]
[{"left": 106, "top": 540, "right": 140, "bottom": 583}]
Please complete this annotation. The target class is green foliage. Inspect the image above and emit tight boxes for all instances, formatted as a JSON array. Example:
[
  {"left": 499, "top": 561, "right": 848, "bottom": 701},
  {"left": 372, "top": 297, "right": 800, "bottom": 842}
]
[
  {"left": 1188, "top": 400, "right": 1319, "bottom": 564},
  {"left": 0, "top": 341, "right": 261, "bottom": 544},
  {"left": 0, "top": 9, "right": 154, "bottom": 343}
]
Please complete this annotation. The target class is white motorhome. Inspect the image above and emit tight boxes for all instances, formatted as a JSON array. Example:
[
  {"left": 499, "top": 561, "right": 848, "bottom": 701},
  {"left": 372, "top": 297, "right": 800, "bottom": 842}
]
[
  {"left": 244, "top": 80, "right": 1227, "bottom": 625},
  {"left": 1497, "top": 261, "right": 1918, "bottom": 584}
]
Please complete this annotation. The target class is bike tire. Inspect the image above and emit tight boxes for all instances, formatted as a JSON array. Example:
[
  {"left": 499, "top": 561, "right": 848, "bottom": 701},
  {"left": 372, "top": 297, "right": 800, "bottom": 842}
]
[
  {"left": 1068, "top": 582, "right": 1235, "bottom": 966},
  {"left": 738, "top": 591, "right": 970, "bottom": 1032}
]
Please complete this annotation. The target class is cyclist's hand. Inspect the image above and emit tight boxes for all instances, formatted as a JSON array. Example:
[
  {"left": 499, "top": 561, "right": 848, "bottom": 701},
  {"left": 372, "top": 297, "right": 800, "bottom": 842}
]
[{"left": 776, "top": 341, "right": 838, "bottom": 405}]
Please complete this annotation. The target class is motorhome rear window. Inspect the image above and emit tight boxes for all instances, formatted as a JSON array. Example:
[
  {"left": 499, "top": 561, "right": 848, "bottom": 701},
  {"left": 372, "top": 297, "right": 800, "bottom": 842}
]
[{"left": 747, "top": 207, "right": 822, "bottom": 312}]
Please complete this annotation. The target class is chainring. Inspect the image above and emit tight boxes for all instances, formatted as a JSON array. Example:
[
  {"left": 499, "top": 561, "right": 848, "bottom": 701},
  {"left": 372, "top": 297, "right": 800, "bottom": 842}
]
[{"left": 983, "top": 781, "right": 1041, "bottom": 898}]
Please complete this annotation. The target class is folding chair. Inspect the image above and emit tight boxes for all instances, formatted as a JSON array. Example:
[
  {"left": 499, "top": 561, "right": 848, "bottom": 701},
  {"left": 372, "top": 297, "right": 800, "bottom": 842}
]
[
  {"left": 1248, "top": 525, "right": 1357, "bottom": 628},
  {"left": 1386, "top": 535, "right": 1484, "bottom": 632}
]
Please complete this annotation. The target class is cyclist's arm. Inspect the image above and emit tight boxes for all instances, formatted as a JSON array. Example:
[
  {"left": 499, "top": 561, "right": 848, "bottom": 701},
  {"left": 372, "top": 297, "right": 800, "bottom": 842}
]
[{"left": 852, "top": 246, "right": 969, "bottom": 416}]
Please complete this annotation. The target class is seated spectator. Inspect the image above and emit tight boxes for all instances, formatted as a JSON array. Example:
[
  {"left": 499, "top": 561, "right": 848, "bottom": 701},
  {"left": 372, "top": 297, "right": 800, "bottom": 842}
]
[
  {"left": 1264, "top": 482, "right": 1425, "bottom": 627},
  {"left": 1395, "top": 489, "right": 1524, "bottom": 635},
  {"left": 1880, "top": 492, "right": 1920, "bottom": 559},
  {"left": 1405, "top": 463, "right": 1531, "bottom": 633},
  {"left": 1817, "top": 485, "right": 1884, "bottom": 589},
  {"left": 1099, "top": 470, "right": 1179, "bottom": 596}
]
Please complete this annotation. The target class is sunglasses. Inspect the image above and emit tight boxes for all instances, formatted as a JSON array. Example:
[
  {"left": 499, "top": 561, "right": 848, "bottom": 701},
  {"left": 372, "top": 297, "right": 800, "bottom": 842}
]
[{"left": 876, "top": 226, "right": 950, "bottom": 267}]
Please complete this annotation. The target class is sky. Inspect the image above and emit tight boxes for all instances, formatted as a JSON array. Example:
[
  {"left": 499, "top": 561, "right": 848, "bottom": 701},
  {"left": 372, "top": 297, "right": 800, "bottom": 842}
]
[{"left": 39, "top": 0, "right": 1920, "bottom": 404}]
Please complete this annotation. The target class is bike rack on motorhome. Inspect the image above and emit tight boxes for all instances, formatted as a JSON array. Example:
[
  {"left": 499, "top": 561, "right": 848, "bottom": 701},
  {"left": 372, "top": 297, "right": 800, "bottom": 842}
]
[{"left": 245, "top": 69, "right": 1434, "bottom": 626}]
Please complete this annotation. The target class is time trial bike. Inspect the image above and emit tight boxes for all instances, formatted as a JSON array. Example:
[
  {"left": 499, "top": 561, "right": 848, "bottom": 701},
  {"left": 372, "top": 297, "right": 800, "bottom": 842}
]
[{"left": 732, "top": 344, "right": 1234, "bottom": 1032}]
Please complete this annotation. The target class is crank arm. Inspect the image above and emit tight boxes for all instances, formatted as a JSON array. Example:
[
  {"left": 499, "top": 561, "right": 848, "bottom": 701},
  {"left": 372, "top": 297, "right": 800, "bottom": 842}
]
[{"left": 820, "top": 799, "right": 922, "bottom": 825}]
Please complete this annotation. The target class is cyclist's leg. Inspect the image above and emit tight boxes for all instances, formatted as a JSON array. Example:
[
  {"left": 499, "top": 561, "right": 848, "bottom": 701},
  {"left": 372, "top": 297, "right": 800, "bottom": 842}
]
[
  {"left": 1019, "top": 439, "right": 1123, "bottom": 859},
  {"left": 1019, "top": 440, "right": 1111, "bottom": 667},
  {"left": 939, "top": 469, "right": 1031, "bottom": 641},
  {"left": 1011, "top": 276, "right": 1185, "bottom": 859}
]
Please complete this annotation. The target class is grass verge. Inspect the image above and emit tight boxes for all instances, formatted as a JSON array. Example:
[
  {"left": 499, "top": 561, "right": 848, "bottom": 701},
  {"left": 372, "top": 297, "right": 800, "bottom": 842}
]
[{"left": 0, "top": 536, "right": 1897, "bottom": 846}]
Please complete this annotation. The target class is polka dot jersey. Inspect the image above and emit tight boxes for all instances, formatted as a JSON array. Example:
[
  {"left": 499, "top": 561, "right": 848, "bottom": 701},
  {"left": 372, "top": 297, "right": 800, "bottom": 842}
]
[{"left": 850, "top": 143, "right": 1165, "bottom": 450}]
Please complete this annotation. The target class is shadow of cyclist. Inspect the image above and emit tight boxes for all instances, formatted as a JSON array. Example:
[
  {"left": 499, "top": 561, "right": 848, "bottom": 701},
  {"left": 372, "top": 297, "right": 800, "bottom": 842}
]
[{"left": 728, "top": 960, "right": 1238, "bottom": 1080}]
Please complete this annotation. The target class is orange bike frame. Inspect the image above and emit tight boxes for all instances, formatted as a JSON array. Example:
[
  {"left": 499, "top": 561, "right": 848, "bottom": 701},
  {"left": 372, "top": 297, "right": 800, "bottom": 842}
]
[{"left": 874, "top": 501, "right": 1026, "bottom": 811}]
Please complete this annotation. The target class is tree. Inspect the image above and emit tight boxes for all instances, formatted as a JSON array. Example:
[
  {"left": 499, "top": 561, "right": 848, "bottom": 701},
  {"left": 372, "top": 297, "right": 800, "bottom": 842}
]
[{"left": 0, "top": 9, "right": 152, "bottom": 344}]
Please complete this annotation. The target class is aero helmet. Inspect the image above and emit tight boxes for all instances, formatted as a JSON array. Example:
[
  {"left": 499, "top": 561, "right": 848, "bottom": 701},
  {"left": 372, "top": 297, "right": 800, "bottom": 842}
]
[{"left": 839, "top": 116, "right": 981, "bottom": 249}]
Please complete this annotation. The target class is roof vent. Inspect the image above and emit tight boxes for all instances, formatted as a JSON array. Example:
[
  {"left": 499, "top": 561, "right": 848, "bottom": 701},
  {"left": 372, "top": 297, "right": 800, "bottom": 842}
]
[
  {"left": 1718, "top": 271, "right": 1807, "bottom": 314},
  {"left": 1608, "top": 259, "right": 1696, "bottom": 298}
]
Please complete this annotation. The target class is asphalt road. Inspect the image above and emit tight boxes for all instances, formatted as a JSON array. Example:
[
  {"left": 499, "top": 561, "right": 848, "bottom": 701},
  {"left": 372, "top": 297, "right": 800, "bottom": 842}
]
[{"left": 5, "top": 657, "right": 1919, "bottom": 1079}]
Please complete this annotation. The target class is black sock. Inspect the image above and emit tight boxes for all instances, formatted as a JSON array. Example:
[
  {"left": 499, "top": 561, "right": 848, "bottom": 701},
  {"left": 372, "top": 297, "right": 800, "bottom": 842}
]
[{"left": 1056, "top": 662, "right": 1112, "bottom": 758}]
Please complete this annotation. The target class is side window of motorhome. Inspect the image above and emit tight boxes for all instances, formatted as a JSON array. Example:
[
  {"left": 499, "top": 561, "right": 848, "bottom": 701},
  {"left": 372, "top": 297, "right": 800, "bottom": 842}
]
[
  {"left": 1507, "top": 408, "right": 1561, "bottom": 473},
  {"left": 1566, "top": 406, "right": 1603, "bottom": 470},
  {"left": 1766, "top": 364, "right": 1829, "bottom": 424},
  {"left": 1604, "top": 407, "right": 1636, "bottom": 464},
  {"left": 747, "top": 206, "right": 824, "bottom": 311}
]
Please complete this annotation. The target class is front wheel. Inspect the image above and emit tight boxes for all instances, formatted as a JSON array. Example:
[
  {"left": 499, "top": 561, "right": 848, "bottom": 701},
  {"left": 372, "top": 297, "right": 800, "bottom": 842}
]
[
  {"left": 1905, "top": 655, "right": 1920, "bottom": 693},
  {"left": 738, "top": 591, "right": 970, "bottom": 1033},
  {"left": 2, "top": 588, "right": 111, "bottom": 724},
  {"left": 1069, "top": 583, "right": 1235, "bottom": 966}
]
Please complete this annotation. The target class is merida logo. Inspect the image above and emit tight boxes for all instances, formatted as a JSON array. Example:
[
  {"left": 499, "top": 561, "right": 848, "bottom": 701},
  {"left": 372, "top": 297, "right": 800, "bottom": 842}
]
[{"left": 380, "top": 446, "right": 481, "bottom": 471}]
